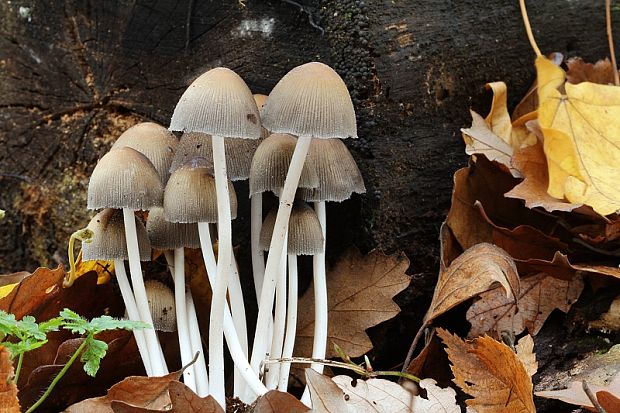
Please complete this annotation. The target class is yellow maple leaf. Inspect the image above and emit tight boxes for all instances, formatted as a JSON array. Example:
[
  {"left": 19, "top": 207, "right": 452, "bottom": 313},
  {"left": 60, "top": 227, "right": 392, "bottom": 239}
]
[
  {"left": 537, "top": 55, "right": 620, "bottom": 215},
  {"left": 73, "top": 251, "right": 114, "bottom": 285}
]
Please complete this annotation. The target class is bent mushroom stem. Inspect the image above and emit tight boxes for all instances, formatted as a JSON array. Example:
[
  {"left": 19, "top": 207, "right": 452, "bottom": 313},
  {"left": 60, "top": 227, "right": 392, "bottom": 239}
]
[
  {"left": 197, "top": 222, "right": 268, "bottom": 400},
  {"left": 250, "top": 193, "right": 265, "bottom": 300},
  {"left": 229, "top": 258, "right": 249, "bottom": 397},
  {"left": 266, "top": 235, "right": 288, "bottom": 389},
  {"left": 250, "top": 135, "right": 312, "bottom": 373},
  {"left": 186, "top": 289, "right": 209, "bottom": 395},
  {"left": 123, "top": 208, "right": 168, "bottom": 376},
  {"left": 278, "top": 252, "right": 298, "bottom": 391},
  {"left": 113, "top": 259, "right": 153, "bottom": 376},
  {"left": 173, "top": 247, "right": 197, "bottom": 390}
]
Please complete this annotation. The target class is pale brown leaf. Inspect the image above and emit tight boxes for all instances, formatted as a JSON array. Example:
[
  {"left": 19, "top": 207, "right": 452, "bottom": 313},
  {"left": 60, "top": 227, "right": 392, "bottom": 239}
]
[
  {"left": 515, "top": 335, "right": 538, "bottom": 377},
  {"left": 438, "top": 329, "right": 536, "bottom": 413},
  {"left": 252, "top": 390, "right": 310, "bottom": 413},
  {"left": 424, "top": 243, "right": 519, "bottom": 325},
  {"left": 536, "top": 375, "right": 620, "bottom": 410},
  {"left": 566, "top": 57, "right": 618, "bottom": 85},
  {"left": 411, "top": 379, "right": 460, "bottom": 413},
  {"left": 305, "top": 369, "right": 348, "bottom": 412},
  {"left": 466, "top": 272, "right": 583, "bottom": 338},
  {"left": 332, "top": 376, "right": 414, "bottom": 413},
  {"left": 296, "top": 248, "right": 410, "bottom": 358},
  {"left": 0, "top": 347, "right": 20, "bottom": 413}
]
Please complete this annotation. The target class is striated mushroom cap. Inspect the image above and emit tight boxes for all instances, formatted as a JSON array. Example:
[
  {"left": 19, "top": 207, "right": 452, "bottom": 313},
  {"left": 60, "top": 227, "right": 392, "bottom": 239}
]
[
  {"left": 254, "top": 93, "right": 271, "bottom": 140},
  {"left": 82, "top": 208, "right": 151, "bottom": 262},
  {"left": 249, "top": 133, "right": 319, "bottom": 196},
  {"left": 146, "top": 207, "right": 200, "bottom": 249},
  {"left": 112, "top": 122, "right": 178, "bottom": 184},
  {"left": 261, "top": 62, "right": 357, "bottom": 139},
  {"left": 170, "top": 132, "right": 259, "bottom": 181},
  {"left": 164, "top": 157, "right": 237, "bottom": 223},
  {"left": 144, "top": 280, "right": 177, "bottom": 332},
  {"left": 169, "top": 67, "right": 261, "bottom": 139},
  {"left": 88, "top": 147, "right": 164, "bottom": 211},
  {"left": 259, "top": 200, "right": 324, "bottom": 255},
  {"left": 298, "top": 139, "right": 365, "bottom": 202}
]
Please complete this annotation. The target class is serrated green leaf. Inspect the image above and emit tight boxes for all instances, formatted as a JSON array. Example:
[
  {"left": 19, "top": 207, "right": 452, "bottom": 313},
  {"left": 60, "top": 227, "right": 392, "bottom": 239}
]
[
  {"left": 87, "top": 315, "right": 149, "bottom": 335},
  {"left": 39, "top": 317, "right": 64, "bottom": 334},
  {"left": 81, "top": 338, "right": 108, "bottom": 377},
  {"left": 59, "top": 309, "right": 89, "bottom": 335}
]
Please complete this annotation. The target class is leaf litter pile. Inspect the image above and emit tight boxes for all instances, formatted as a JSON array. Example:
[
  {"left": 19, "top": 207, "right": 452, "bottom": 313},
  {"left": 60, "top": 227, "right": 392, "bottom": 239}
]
[{"left": 1, "top": 2, "right": 620, "bottom": 413}]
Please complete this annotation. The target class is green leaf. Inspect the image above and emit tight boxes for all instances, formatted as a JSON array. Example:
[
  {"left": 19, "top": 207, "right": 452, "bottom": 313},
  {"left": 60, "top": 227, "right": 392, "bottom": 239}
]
[
  {"left": 59, "top": 309, "right": 90, "bottom": 335},
  {"left": 39, "top": 317, "right": 64, "bottom": 334},
  {"left": 81, "top": 338, "right": 108, "bottom": 377},
  {"left": 87, "top": 315, "right": 149, "bottom": 335}
]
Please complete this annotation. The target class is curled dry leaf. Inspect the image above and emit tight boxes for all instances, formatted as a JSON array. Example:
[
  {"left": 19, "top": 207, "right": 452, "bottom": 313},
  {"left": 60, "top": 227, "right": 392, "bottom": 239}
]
[
  {"left": 252, "top": 390, "right": 309, "bottom": 413},
  {"left": 64, "top": 370, "right": 183, "bottom": 412},
  {"left": 566, "top": 57, "right": 618, "bottom": 85},
  {"left": 296, "top": 248, "right": 410, "bottom": 358},
  {"left": 515, "top": 335, "right": 538, "bottom": 378},
  {"left": 437, "top": 329, "right": 536, "bottom": 413},
  {"left": 0, "top": 346, "right": 20, "bottom": 413},
  {"left": 466, "top": 272, "right": 584, "bottom": 338},
  {"left": 517, "top": 251, "right": 620, "bottom": 281},
  {"left": 424, "top": 243, "right": 519, "bottom": 325},
  {"left": 537, "top": 55, "right": 620, "bottom": 215},
  {"left": 110, "top": 381, "right": 223, "bottom": 413}
]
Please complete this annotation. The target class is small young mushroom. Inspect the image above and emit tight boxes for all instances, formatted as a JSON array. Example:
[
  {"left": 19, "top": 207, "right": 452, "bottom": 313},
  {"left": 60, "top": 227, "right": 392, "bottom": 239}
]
[
  {"left": 251, "top": 62, "right": 357, "bottom": 375},
  {"left": 259, "top": 200, "right": 324, "bottom": 390},
  {"left": 87, "top": 147, "right": 168, "bottom": 376},
  {"left": 81, "top": 208, "right": 153, "bottom": 375},
  {"left": 144, "top": 280, "right": 177, "bottom": 333}
]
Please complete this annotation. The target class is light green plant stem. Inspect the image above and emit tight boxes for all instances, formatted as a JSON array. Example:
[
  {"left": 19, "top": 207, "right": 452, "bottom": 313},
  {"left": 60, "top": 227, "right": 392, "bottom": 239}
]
[
  {"left": 26, "top": 337, "right": 90, "bottom": 413},
  {"left": 13, "top": 353, "right": 24, "bottom": 384},
  {"left": 63, "top": 228, "right": 93, "bottom": 288}
]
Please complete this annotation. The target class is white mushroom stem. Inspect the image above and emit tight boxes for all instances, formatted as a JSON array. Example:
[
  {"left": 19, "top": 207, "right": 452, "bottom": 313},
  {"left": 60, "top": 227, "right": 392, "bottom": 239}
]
[
  {"left": 250, "top": 135, "right": 312, "bottom": 373},
  {"left": 174, "top": 248, "right": 197, "bottom": 390},
  {"left": 113, "top": 260, "right": 153, "bottom": 376},
  {"left": 278, "top": 253, "right": 298, "bottom": 391},
  {"left": 209, "top": 135, "right": 232, "bottom": 407},
  {"left": 266, "top": 235, "right": 288, "bottom": 389},
  {"left": 301, "top": 201, "right": 328, "bottom": 405},
  {"left": 250, "top": 193, "right": 265, "bottom": 300},
  {"left": 187, "top": 290, "right": 209, "bottom": 396},
  {"left": 229, "top": 258, "right": 248, "bottom": 398},
  {"left": 122, "top": 208, "right": 168, "bottom": 376}
]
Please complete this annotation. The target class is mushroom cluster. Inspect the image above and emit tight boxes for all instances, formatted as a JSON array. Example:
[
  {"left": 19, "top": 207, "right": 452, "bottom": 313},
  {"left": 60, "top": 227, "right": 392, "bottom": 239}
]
[{"left": 74, "top": 62, "right": 364, "bottom": 409}]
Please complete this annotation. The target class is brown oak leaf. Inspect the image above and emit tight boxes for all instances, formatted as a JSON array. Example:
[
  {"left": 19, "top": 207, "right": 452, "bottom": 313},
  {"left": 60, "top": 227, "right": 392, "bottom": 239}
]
[
  {"left": 0, "top": 346, "right": 20, "bottom": 413},
  {"left": 252, "top": 390, "right": 309, "bottom": 413}
]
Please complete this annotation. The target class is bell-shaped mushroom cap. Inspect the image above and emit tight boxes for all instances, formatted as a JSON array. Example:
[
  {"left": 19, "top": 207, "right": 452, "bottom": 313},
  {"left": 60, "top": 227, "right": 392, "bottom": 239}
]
[
  {"left": 261, "top": 62, "right": 357, "bottom": 139},
  {"left": 298, "top": 139, "right": 365, "bottom": 202},
  {"left": 82, "top": 208, "right": 151, "bottom": 262},
  {"left": 144, "top": 280, "right": 176, "bottom": 332},
  {"left": 111, "top": 122, "right": 178, "bottom": 184},
  {"left": 164, "top": 157, "right": 237, "bottom": 223},
  {"left": 249, "top": 133, "right": 319, "bottom": 196},
  {"left": 88, "top": 147, "right": 164, "bottom": 211},
  {"left": 169, "top": 67, "right": 261, "bottom": 139},
  {"left": 259, "top": 200, "right": 324, "bottom": 255},
  {"left": 169, "top": 132, "right": 259, "bottom": 181},
  {"left": 254, "top": 94, "right": 270, "bottom": 140},
  {"left": 146, "top": 207, "right": 200, "bottom": 249}
]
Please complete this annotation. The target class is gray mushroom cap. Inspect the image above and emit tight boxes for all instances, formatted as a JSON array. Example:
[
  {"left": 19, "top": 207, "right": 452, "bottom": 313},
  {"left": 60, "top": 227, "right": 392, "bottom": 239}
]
[
  {"left": 169, "top": 67, "right": 262, "bottom": 139},
  {"left": 111, "top": 122, "right": 178, "bottom": 184},
  {"left": 261, "top": 62, "right": 357, "bottom": 139},
  {"left": 146, "top": 207, "right": 201, "bottom": 250},
  {"left": 144, "top": 280, "right": 177, "bottom": 332},
  {"left": 87, "top": 146, "right": 164, "bottom": 211},
  {"left": 259, "top": 200, "right": 324, "bottom": 255},
  {"left": 164, "top": 157, "right": 237, "bottom": 223},
  {"left": 82, "top": 208, "right": 151, "bottom": 262}
]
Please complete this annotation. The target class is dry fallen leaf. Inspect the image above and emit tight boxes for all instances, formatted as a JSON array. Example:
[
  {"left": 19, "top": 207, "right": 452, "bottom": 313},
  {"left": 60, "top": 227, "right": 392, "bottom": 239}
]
[
  {"left": 437, "top": 329, "right": 536, "bottom": 413},
  {"left": 423, "top": 243, "right": 519, "bottom": 326},
  {"left": 505, "top": 141, "right": 583, "bottom": 212},
  {"left": 537, "top": 55, "right": 620, "bottom": 215},
  {"left": 65, "top": 370, "right": 182, "bottom": 412},
  {"left": 252, "top": 390, "right": 309, "bottom": 413},
  {"left": 517, "top": 251, "right": 620, "bottom": 281},
  {"left": 597, "top": 390, "right": 620, "bottom": 412},
  {"left": 0, "top": 346, "right": 20, "bottom": 413},
  {"left": 589, "top": 294, "right": 620, "bottom": 332},
  {"left": 566, "top": 57, "right": 618, "bottom": 85},
  {"left": 305, "top": 369, "right": 349, "bottom": 412},
  {"left": 111, "top": 381, "right": 223, "bottom": 413},
  {"left": 466, "top": 272, "right": 583, "bottom": 338},
  {"left": 515, "top": 335, "right": 538, "bottom": 378},
  {"left": 296, "top": 248, "right": 410, "bottom": 358},
  {"left": 332, "top": 375, "right": 414, "bottom": 413},
  {"left": 536, "top": 373, "right": 620, "bottom": 410},
  {"left": 410, "top": 379, "right": 460, "bottom": 413}
]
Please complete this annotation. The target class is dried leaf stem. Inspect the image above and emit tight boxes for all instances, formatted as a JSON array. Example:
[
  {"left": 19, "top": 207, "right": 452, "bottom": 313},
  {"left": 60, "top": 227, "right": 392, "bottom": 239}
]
[
  {"left": 582, "top": 380, "right": 608, "bottom": 413},
  {"left": 519, "top": 0, "right": 542, "bottom": 57},
  {"left": 606, "top": 0, "right": 620, "bottom": 86}
]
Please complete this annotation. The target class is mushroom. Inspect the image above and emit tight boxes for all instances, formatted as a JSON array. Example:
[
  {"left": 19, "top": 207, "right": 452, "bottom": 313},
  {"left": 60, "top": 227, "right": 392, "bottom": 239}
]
[
  {"left": 146, "top": 206, "right": 206, "bottom": 393},
  {"left": 259, "top": 200, "right": 324, "bottom": 390},
  {"left": 81, "top": 208, "right": 154, "bottom": 375},
  {"left": 87, "top": 147, "right": 168, "bottom": 376},
  {"left": 250, "top": 62, "right": 357, "bottom": 375},
  {"left": 144, "top": 279, "right": 177, "bottom": 333}
]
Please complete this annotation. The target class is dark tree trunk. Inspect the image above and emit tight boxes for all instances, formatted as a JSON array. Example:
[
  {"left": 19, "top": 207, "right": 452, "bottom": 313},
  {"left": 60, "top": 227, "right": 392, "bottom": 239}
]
[{"left": 1, "top": 1, "right": 617, "bottom": 411}]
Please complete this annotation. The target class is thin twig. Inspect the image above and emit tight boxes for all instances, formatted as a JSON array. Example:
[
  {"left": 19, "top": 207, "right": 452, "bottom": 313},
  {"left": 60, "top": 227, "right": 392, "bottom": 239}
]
[
  {"left": 606, "top": 0, "right": 620, "bottom": 85},
  {"left": 401, "top": 322, "right": 427, "bottom": 374},
  {"left": 519, "top": 0, "right": 542, "bottom": 57},
  {"left": 582, "top": 380, "right": 607, "bottom": 413}
]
